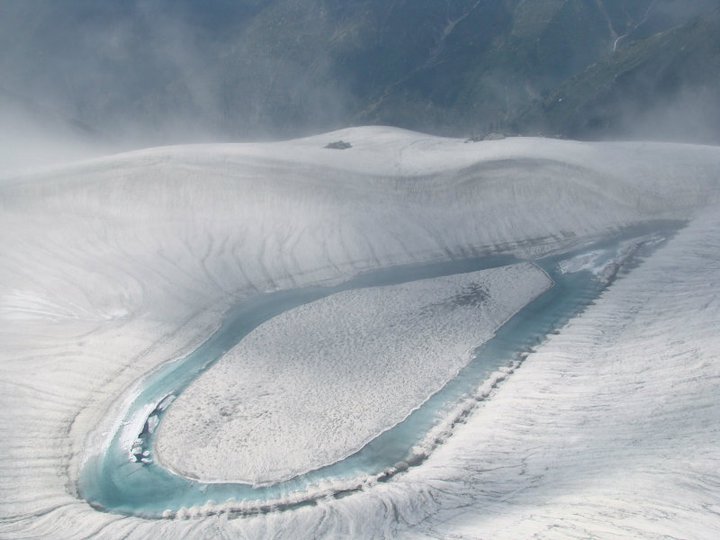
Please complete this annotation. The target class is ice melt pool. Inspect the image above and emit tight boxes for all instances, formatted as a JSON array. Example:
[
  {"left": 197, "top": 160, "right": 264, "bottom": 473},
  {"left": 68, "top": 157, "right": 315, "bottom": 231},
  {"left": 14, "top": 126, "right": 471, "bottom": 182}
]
[{"left": 78, "top": 223, "right": 677, "bottom": 518}]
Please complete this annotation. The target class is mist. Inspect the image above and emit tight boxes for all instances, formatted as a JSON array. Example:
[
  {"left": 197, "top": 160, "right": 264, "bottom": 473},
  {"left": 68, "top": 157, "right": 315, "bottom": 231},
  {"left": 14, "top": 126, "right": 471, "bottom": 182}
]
[
  {"left": 0, "top": 0, "right": 353, "bottom": 171},
  {"left": 1, "top": 0, "right": 719, "bottom": 172}
]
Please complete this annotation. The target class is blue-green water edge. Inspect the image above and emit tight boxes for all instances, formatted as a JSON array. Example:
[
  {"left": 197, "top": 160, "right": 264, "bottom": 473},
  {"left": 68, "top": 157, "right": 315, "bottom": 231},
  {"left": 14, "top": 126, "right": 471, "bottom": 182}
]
[{"left": 79, "top": 223, "right": 677, "bottom": 518}]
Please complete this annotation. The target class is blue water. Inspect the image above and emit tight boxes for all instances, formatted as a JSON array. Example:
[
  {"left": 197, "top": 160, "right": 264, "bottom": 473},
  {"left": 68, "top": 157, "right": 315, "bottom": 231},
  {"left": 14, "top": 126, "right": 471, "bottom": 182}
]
[{"left": 79, "top": 224, "right": 677, "bottom": 518}]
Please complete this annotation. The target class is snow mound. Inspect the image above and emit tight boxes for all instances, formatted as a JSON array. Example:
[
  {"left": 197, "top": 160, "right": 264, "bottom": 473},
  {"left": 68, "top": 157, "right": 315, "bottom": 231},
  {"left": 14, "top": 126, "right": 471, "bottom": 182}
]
[{"left": 156, "top": 263, "right": 551, "bottom": 484}]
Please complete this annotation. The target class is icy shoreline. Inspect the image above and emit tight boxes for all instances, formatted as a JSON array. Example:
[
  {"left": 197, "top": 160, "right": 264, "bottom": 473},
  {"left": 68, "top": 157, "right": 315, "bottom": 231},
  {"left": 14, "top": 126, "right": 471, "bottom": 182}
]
[{"left": 79, "top": 226, "right": 670, "bottom": 519}]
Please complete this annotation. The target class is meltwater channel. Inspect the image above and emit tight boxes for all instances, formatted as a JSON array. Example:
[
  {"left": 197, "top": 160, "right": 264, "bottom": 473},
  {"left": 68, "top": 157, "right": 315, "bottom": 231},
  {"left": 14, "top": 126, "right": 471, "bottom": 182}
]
[{"left": 79, "top": 224, "right": 677, "bottom": 518}]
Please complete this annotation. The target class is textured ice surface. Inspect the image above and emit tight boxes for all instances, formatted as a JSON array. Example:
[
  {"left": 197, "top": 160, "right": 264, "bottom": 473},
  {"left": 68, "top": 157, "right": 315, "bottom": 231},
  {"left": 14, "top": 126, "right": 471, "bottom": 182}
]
[
  {"left": 1, "top": 127, "right": 720, "bottom": 537},
  {"left": 394, "top": 206, "right": 720, "bottom": 539},
  {"left": 156, "top": 263, "right": 551, "bottom": 484}
]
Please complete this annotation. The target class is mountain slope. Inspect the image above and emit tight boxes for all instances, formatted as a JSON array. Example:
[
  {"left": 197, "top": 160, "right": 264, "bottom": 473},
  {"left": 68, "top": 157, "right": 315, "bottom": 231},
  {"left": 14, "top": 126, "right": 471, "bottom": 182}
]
[
  {"left": 519, "top": 7, "right": 720, "bottom": 142},
  {"left": 1, "top": 0, "right": 717, "bottom": 146}
]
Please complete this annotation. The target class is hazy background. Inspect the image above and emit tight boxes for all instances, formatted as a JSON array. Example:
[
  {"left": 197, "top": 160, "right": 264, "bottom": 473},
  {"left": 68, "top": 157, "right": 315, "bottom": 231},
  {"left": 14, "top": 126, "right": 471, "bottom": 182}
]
[{"left": 1, "top": 0, "right": 719, "bottom": 169}]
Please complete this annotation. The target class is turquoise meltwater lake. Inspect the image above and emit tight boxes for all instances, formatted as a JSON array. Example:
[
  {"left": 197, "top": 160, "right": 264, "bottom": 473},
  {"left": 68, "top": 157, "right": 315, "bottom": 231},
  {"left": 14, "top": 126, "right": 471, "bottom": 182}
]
[{"left": 78, "top": 223, "right": 676, "bottom": 518}]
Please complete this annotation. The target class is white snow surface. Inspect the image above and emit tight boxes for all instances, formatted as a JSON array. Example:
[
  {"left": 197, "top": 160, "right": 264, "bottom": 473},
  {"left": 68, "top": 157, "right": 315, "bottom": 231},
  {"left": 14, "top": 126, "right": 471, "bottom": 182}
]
[
  {"left": 156, "top": 263, "right": 551, "bottom": 484},
  {"left": 1, "top": 126, "right": 720, "bottom": 537},
  {"left": 395, "top": 205, "right": 720, "bottom": 539}
]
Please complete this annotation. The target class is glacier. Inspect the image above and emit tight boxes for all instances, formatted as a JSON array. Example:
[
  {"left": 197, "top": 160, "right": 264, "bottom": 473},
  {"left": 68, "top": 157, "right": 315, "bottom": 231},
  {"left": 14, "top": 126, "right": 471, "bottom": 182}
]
[{"left": 1, "top": 126, "right": 720, "bottom": 538}]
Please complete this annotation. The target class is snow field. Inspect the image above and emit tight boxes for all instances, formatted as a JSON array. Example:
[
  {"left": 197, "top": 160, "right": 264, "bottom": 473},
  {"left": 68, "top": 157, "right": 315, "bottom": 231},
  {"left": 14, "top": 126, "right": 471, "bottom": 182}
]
[{"left": 0, "top": 126, "right": 719, "bottom": 537}]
